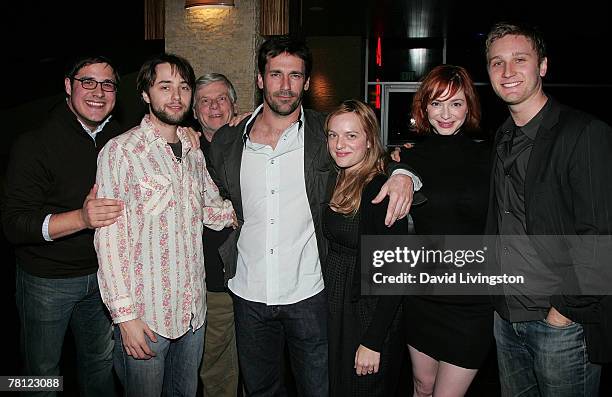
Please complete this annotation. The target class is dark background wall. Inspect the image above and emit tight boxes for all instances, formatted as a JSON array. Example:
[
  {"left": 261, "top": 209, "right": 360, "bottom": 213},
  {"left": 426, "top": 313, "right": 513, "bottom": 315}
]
[{"left": 300, "top": 0, "right": 612, "bottom": 132}]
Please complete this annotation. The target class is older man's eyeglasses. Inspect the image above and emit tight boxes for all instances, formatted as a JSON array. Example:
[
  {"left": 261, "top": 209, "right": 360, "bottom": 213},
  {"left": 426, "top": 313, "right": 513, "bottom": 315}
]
[
  {"left": 198, "top": 95, "right": 229, "bottom": 108},
  {"left": 72, "top": 77, "right": 118, "bottom": 92}
]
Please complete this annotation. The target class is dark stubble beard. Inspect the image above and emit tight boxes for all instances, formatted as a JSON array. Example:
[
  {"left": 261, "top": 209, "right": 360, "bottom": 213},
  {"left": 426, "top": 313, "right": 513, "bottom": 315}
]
[
  {"left": 264, "top": 88, "right": 304, "bottom": 116},
  {"left": 150, "top": 103, "right": 189, "bottom": 125}
]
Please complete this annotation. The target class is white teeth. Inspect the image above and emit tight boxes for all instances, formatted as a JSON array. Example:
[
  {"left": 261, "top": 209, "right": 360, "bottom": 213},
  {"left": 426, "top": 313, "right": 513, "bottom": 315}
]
[
  {"left": 503, "top": 82, "right": 520, "bottom": 88},
  {"left": 85, "top": 101, "right": 104, "bottom": 107}
]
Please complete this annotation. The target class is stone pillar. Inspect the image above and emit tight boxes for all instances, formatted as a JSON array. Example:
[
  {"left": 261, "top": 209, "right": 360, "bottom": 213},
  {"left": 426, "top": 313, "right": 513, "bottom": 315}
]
[{"left": 165, "top": 0, "right": 262, "bottom": 110}]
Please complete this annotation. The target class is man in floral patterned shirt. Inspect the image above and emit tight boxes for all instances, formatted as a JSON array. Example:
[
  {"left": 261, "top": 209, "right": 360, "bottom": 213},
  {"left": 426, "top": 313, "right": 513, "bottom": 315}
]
[{"left": 94, "top": 53, "right": 234, "bottom": 396}]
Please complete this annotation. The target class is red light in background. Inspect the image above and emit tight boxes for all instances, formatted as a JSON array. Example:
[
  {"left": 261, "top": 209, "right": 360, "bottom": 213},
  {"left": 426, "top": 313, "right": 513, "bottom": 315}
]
[
  {"left": 376, "top": 37, "right": 382, "bottom": 67},
  {"left": 375, "top": 78, "right": 381, "bottom": 109}
]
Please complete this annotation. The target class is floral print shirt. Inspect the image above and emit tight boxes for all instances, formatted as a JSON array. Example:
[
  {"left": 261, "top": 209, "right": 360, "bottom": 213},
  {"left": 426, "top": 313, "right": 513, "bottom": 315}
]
[{"left": 95, "top": 115, "right": 233, "bottom": 339}]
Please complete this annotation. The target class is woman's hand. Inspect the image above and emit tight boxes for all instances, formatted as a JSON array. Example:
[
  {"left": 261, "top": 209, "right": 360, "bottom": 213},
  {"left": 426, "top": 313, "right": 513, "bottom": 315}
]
[{"left": 354, "top": 344, "right": 380, "bottom": 376}]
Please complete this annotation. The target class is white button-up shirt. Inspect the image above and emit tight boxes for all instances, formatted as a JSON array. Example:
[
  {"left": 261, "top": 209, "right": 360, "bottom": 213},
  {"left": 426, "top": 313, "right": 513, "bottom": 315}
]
[
  {"left": 229, "top": 106, "right": 325, "bottom": 305},
  {"left": 95, "top": 115, "right": 234, "bottom": 339}
]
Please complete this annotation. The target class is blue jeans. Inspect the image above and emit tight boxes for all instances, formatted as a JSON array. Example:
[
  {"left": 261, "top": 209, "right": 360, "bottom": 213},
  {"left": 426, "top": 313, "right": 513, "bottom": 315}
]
[
  {"left": 494, "top": 312, "right": 601, "bottom": 397},
  {"left": 114, "top": 324, "right": 204, "bottom": 397},
  {"left": 15, "top": 265, "right": 115, "bottom": 397},
  {"left": 233, "top": 291, "right": 329, "bottom": 397}
]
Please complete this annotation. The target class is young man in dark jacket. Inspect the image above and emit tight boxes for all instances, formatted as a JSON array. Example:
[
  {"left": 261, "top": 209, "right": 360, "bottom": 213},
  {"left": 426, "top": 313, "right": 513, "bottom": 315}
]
[{"left": 485, "top": 22, "right": 612, "bottom": 396}]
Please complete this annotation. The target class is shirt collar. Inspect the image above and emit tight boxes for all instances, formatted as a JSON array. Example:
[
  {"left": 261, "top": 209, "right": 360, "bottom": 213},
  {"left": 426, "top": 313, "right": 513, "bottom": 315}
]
[
  {"left": 140, "top": 115, "right": 194, "bottom": 151},
  {"left": 501, "top": 97, "right": 551, "bottom": 140},
  {"left": 76, "top": 114, "right": 112, "bottom": 138},
  {"left": 242, "top": 104, "right": 305, "bottom": 144},
  {"left": 518, "top": 97, "right": 550, "bottom": 140}
]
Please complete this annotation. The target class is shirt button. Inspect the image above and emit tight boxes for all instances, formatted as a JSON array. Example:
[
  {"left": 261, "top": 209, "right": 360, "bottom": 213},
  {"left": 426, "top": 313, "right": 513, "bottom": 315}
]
[
  {"left": 271, "top": 189, "right": 275, "bottom": 194},
  {"left": 271, "top": 159, "right": 275, "bottom": 164},
  {"left": 270, "top": 219, "right": 275, "bottom": 224}
]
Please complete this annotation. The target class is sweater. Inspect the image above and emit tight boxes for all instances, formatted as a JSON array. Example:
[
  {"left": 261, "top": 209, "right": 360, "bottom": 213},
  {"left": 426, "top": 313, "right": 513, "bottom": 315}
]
[{"left": 1, "top": 101, "right": 123, "bottom": 277}]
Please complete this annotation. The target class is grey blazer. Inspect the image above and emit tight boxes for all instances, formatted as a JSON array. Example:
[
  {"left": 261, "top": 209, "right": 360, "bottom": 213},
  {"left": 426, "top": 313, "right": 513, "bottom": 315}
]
[{"left": 207, "top": 109, "right": 335, "bottom": 285}]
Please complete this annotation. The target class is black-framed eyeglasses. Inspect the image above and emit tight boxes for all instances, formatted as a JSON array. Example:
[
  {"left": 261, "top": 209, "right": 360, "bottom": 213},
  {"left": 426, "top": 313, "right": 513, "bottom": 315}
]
[{"left": 72, "top": 77, "right": 118, "bottom": 92}]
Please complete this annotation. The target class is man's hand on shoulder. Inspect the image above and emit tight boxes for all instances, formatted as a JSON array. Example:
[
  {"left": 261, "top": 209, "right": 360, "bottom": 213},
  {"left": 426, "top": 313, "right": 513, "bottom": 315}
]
[
  {"left": 228, "top": 111, "right": 252, "bottom": 127},
  {"left": 372, "top": 174, "right": 414, "bottom": 226},
  {"left": 81, "top": 184, "right": 123, "bottom": 229},
  {"left": 178, "top": 126, "right": 202, "bottom": 149}
]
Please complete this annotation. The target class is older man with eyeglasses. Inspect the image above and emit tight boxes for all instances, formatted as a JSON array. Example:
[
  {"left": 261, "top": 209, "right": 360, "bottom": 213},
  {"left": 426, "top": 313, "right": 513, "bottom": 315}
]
[{"left": 1, "top": 55, "right": 125, "bottom": 396}]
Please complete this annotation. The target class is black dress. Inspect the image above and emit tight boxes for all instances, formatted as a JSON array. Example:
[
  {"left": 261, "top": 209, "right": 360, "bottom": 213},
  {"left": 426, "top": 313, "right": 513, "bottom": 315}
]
[
  {"left": 323, "top": 174, "right": 406, "bottom": 397},
  {"left": 401, "top": 133, "right": 494, "bottom": 369}
]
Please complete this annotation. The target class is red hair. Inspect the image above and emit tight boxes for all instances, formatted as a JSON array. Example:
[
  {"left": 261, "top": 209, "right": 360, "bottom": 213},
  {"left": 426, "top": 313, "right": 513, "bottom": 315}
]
[{"left": 411, "top": 65, "right": 481, "bottom": 134}]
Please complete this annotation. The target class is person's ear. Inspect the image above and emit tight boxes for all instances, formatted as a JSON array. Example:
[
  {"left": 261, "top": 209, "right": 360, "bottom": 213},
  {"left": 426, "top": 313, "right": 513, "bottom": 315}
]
[
  {"left": 539, "top": 57, "right": 548, "bottom": 78},
  {"left": 64, "top": 77, "right": 72, "bottom": 97}
]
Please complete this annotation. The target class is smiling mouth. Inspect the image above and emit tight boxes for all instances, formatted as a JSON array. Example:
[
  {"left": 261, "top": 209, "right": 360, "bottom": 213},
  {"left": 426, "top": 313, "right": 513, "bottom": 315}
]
[
  {"left": 502, "top": 81, "right": 521, "bottom": 88},
  {"left": 85, "top": 100, "right": 105, "bottom": 107}
]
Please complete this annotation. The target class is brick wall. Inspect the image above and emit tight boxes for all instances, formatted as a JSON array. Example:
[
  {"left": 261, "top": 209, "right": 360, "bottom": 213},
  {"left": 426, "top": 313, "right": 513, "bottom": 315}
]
[{"left": 165, "top": 0, "right": 263, "bottom": 111}]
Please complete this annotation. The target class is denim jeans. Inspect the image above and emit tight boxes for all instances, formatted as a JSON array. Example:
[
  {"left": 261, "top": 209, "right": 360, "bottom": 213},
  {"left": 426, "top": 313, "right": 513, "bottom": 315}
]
[
  {"left": 114, "top": 324, "right": 204, "bottom": 397},
  {"left": 494, "top": 312, "right": 601, "bottom": 397},
  {"left": 233, "top": 290, "right": 328, "bottom": 397},
  {"left": 15, "top": 265, "right": 115, "bottom": 397}
]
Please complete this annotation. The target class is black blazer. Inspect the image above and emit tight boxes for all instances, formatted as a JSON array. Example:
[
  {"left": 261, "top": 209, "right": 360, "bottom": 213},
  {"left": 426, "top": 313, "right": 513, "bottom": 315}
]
[
  {"left": 207, "top": 109, "right": 335, "bottom": 285},
  {"left": 485, "top": 98, "right": 612, "bottom": 363}
]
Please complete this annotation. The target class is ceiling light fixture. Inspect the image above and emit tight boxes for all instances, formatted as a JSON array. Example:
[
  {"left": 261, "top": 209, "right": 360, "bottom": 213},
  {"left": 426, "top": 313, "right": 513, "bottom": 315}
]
[{"left": 185, "top": 0, "right": 235, "bottom": 9}]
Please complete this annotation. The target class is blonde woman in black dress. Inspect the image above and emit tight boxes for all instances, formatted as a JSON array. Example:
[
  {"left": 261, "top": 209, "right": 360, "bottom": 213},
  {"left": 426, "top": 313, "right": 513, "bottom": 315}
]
[{"left": 324, "top": 100, "right": 407, "bottom": 396}]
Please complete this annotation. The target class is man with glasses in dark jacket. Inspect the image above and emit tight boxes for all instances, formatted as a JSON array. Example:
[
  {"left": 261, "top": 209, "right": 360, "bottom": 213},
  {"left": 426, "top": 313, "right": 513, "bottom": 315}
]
[{"left": 2, "top": 55, "right": 124, "bottom": 396}]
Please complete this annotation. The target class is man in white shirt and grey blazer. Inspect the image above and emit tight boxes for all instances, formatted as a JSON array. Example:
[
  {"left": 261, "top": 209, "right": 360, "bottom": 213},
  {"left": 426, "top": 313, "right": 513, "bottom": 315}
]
[{"left": 208, "top": 36, "right": 418, "bottom": 396}]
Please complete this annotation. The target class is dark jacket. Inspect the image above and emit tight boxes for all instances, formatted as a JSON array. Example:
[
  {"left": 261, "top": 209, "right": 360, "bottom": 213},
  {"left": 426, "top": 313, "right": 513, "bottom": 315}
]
[
  {"left": 485, "top": 98, "right": 612, "bottom": 363},
  {"left": 1, "top": 101, "right": 123, "bottom": 278},
  {"left": 199, "top": 135, "right": 233, "bottom": 292},
  {"left": 207, "top": 109, "right": 334, "bottom": 284}
]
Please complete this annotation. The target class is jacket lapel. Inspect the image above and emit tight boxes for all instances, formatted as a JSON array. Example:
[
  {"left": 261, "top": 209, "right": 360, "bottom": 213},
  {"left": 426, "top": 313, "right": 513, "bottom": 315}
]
[
  {"left": 223, "top": 129, "right": 245, "bottom": 219},
  {"left": 524, "top": 99, "right": 561, "bottom": 221},
  {"left": 303, "top": 112, "right": 328, "bottom": 199}
]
